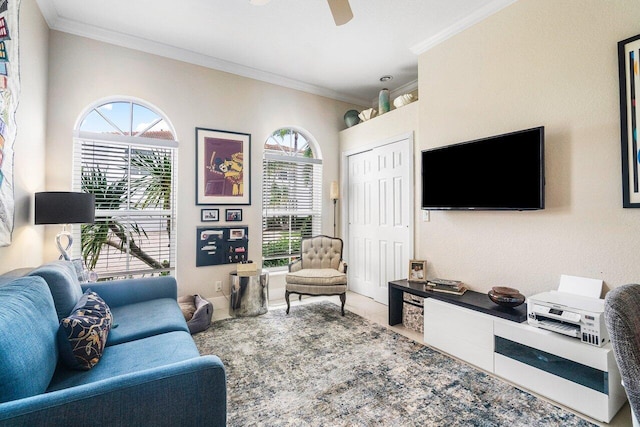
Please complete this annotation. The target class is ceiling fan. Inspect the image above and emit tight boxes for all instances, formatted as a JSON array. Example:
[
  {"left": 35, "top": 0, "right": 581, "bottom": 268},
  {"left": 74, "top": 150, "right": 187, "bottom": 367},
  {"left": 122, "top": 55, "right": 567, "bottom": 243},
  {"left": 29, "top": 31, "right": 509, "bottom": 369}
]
[{"left": 249, "top": 0, "right": 353, "bottom": 26}]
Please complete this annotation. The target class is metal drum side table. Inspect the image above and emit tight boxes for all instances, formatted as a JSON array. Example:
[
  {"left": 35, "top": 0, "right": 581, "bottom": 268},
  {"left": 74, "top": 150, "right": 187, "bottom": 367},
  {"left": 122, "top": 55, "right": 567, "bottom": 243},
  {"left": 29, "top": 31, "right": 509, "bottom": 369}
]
[{"left": 230, "top": 269, "right": 269, "bottom": 317}]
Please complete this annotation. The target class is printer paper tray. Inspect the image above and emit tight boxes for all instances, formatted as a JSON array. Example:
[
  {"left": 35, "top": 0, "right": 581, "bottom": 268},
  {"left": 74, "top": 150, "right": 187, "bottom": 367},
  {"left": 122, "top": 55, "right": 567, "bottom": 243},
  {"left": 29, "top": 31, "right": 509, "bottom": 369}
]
[{"left": 535, "top": 319, "right": 580, "bottom": 338}]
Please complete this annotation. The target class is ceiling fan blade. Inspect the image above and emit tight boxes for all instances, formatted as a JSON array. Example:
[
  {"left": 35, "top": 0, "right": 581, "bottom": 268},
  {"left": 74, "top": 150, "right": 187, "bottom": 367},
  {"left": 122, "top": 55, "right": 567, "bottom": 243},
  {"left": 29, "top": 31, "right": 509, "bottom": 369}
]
[{"left": 327, "top": 0, "right": 353, "bottom": 26}]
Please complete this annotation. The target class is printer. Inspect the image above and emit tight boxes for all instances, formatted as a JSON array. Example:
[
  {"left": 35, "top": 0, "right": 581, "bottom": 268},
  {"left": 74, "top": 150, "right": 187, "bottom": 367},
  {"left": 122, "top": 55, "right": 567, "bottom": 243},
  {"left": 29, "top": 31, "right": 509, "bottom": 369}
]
[{"left": 527, "top": 275, "right": 608, "bottom": 347}]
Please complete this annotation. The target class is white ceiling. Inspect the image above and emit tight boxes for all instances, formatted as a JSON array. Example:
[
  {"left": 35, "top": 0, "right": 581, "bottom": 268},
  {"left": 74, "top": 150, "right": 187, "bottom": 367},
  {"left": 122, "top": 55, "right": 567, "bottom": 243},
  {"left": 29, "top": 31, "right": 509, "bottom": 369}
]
[{"left": 35, "top": 0, "right": 516, "bottom": 106}]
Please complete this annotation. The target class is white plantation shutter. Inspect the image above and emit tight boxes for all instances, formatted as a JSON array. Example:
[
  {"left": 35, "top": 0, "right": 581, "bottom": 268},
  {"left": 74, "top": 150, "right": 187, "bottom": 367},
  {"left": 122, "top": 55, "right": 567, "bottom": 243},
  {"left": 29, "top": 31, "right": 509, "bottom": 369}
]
[
  {"left": 262, "top": 131, "right": 322, "bottom": 268},
  {"left": 71, "top": 99, "right": 177, "bottom": 279}
]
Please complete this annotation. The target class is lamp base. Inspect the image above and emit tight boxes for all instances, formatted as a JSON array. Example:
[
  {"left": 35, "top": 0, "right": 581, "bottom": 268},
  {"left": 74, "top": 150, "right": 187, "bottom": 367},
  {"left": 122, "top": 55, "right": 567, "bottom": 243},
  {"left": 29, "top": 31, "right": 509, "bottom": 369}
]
[{"left": 55, "top": 227, "right": 73, "bottom": 261}]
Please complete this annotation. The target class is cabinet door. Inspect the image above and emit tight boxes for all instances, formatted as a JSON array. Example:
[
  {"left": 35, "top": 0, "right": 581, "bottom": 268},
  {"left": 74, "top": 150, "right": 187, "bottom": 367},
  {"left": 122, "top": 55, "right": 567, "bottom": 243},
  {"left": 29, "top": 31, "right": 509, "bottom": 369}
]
[{"left": 423, "top": 298, "right": 494, "bottom": 372}]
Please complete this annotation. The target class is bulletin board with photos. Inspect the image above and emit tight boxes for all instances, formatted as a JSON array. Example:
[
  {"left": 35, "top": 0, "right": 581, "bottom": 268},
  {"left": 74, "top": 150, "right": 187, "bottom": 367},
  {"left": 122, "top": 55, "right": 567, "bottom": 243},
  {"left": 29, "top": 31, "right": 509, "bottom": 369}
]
[{"left": 196, "top": 226, "right": 249, "bottom": 267}]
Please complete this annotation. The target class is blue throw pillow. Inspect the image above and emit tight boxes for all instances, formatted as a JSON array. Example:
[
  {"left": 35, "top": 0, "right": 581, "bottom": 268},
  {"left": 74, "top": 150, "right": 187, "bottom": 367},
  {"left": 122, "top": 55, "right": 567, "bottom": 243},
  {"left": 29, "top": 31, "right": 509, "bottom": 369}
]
[{"left": 57, "top": 290, "right": 112, "bottom": 370}]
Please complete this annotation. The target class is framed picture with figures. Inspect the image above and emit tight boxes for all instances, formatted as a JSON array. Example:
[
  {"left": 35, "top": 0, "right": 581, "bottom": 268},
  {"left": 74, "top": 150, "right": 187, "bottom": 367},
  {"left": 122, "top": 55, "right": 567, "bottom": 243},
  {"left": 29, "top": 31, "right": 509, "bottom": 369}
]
[{"left": 196, "top": 128, "right": 251, "bottom": 205}]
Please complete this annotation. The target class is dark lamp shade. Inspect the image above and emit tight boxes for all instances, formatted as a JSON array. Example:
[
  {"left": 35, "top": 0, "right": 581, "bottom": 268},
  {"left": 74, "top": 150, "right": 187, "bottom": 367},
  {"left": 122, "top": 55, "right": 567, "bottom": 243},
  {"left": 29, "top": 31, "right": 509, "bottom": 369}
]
[{"left": 35, "top": 192, "right": 95, "bottom": 225}]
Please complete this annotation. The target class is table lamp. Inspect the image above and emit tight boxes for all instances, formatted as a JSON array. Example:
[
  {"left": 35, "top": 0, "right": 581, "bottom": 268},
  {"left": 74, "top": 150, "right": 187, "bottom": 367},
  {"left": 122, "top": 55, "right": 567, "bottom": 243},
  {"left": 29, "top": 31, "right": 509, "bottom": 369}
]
[{"left": 35, "top": 191, "right": 95, "bottom": 261}]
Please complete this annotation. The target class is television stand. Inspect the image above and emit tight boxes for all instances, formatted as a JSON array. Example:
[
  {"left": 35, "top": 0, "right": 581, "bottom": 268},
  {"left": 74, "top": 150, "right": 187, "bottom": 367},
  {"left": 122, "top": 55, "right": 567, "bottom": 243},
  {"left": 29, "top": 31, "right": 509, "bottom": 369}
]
[
  {"left": 387, "top": 279, "right": 625, "bottom": 422},
  {"left": 388, "top": 279, "right": 527, "bottom": 326}
]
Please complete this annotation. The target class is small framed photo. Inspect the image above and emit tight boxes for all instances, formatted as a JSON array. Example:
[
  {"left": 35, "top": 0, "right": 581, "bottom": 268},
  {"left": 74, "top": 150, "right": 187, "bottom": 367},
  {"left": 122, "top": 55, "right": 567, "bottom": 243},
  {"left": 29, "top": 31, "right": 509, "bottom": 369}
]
[
  {"left": 408, "top": 259, "right": 427, "bottom": 283},
  {"left": 201, "top": 208, "right": 219, "bottom": 222},
  {"left": 226, "top": 209, "right": 242, "bottom": 222},
  {"left": 229, "top": 228, "right": 245, "bottom": 240}
]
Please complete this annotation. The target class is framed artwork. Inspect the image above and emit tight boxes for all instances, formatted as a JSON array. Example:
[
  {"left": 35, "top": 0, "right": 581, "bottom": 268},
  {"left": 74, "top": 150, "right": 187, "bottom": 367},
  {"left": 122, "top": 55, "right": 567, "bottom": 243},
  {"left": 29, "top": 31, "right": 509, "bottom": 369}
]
[
  {"left": 408, "top": 259, "right": 427, "bottom": 283},
  {"left": 226, "top": 209, "right": 242, "bottom": 222},
  {"left": 196, "top": 128, "right": 251, "bottom": 205},
  {"left": 201, "top": 208, "right": 219, "bottom": 222},
  {"left": 0, "top": 1, "right": 21, "bottom": 246},
  {"left": 619, "top": 34, "right": 640, "bottom": 207}
]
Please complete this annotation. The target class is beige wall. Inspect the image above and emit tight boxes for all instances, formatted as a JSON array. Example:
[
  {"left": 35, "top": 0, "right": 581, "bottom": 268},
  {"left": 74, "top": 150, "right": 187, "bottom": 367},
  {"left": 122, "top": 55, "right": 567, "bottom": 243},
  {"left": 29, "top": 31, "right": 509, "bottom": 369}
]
[
  {"left": 417, "top": 0, "right": 640, "bottom": 295},
  {"left": 0, "top": 0, "right": 48, "bottom": 273},
  {"left": 43, "top": 31, "right": 362, "bottom": 297}
]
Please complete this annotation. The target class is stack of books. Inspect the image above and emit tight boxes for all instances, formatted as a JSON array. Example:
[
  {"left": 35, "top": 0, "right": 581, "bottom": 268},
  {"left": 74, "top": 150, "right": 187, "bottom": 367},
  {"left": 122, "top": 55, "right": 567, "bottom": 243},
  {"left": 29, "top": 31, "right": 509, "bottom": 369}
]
[{"left": 426, "top": 278, "right": 467, "bottom": 295}]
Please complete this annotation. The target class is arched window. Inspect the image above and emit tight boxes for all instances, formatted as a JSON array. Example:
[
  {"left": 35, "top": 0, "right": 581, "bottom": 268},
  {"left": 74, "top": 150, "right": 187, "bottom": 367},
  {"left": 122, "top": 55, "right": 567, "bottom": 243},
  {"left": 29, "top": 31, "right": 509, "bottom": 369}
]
[
  {"left": 262, "top": 128, "right": 322, "bottom": 268},
  {"left": 72, "top": 98, "right": 178, "bottom": 279}
]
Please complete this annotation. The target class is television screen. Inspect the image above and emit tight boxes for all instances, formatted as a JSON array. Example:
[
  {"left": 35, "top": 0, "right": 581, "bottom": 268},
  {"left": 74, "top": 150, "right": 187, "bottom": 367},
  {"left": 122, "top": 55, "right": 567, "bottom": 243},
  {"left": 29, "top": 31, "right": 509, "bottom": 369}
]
[{"left": 421, "top": 127, "right": 544, "bottom": 210}]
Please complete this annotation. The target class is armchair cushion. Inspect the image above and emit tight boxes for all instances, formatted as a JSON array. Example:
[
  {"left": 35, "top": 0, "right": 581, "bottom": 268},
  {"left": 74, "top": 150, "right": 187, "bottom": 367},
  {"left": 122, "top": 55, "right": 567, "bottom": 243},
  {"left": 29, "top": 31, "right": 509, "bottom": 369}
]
[
  {"left": 58, "top": 290, "right": 113, "bottom": 370},
  {"left": 300, "top": 235, "right": 344, "bottom": 270},
  {"left": 286, "top": 269, "right": 347, "bottom": 286}
]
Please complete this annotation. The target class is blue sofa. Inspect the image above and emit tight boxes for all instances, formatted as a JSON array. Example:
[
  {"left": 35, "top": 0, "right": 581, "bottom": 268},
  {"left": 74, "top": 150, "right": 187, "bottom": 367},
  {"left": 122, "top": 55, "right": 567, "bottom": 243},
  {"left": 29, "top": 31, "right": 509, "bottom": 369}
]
[{"left": 0, "top": 261, "right": 226, "bottom": 426}]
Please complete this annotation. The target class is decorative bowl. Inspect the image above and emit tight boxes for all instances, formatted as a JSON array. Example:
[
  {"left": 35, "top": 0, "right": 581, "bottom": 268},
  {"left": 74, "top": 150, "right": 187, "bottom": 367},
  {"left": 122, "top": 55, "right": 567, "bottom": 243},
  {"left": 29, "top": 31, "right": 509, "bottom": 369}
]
[
  {"left": 488, "top": 286, "right": 525, "bottom": 308},
  {"left": 344, "top": 109, "right": 360, "bottom": 128},
  {"left": 393, "top": 93, "right": 415, "bottom": 109},
  {"left": 358, "top": 108, "right": 377, "bottom": 122}
]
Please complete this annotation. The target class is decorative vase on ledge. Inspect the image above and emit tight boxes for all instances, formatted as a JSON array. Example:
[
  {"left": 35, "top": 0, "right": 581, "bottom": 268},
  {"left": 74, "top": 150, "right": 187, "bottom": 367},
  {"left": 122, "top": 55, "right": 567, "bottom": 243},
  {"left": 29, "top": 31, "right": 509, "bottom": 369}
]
[{"left": 378, "top": 88, "right": 390, "bottom": 115}]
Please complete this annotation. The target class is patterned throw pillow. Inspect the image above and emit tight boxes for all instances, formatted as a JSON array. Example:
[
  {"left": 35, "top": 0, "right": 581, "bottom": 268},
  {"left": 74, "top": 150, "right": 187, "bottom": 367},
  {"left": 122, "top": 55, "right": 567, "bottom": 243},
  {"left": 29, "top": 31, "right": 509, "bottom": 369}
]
[{"left": 57, "top": 290, "right": 112, "bottom": 370}]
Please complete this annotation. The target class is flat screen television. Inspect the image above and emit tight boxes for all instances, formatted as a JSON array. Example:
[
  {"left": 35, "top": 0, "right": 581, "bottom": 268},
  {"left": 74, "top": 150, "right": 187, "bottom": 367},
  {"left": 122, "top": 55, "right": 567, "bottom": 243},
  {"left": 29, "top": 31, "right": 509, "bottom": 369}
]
[{"left": 421, "top": 126, "right": 545, "bottom": 210}]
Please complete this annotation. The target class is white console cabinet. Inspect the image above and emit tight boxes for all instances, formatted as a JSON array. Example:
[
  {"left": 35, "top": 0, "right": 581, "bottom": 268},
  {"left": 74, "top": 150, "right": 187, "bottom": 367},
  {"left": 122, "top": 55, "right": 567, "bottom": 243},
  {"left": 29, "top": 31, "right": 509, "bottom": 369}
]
[
  {"left": 494, "top": 320, "right": 625, "bottom": 423},
  {"left": 422, "top": 297, "right": 626, "bottom": 423},
  {"left": 423, "top": 298, "right": 494, "bottom": 372}
]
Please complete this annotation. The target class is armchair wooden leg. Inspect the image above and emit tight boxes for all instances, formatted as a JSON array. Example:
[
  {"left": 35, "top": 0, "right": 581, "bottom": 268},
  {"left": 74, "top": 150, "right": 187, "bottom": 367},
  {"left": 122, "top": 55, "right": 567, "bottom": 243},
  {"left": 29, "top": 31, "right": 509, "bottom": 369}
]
[
  {"left": 339, "top": 293, "right": 346, "bottom": 316},
  {"left": 285, "top": 290, "right": 291, "bottom": 314}
]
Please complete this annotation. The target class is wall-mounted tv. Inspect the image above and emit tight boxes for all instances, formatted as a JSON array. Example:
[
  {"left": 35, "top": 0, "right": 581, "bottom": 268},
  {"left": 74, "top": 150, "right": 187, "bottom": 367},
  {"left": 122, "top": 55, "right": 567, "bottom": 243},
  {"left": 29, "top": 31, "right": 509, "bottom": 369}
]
[{"left": 421, "top": 126, "right": 545, "bottom": 210}]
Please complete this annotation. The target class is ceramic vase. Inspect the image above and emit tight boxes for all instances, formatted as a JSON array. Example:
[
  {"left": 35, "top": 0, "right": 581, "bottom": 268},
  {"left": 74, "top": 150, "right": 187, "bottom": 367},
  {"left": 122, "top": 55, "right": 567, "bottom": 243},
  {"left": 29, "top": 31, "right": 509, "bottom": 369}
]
[
  {"left": 378, "top": 88, "right": 390, "bottom": 115},
  {"left": 343, "top": 109, "right": 360, "bottom": 128}
]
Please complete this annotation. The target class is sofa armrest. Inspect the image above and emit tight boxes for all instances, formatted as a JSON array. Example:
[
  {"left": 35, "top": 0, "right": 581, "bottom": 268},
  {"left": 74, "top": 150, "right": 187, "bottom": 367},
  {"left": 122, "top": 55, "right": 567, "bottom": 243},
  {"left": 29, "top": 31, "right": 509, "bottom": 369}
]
[
  {"left": 339, "top": 260, "right": 347, "bottom": 274},
  {"left": 0, "top": 356, "right": 226, "bottom": 427},
  {"left": 81, "top": 276, "right": 178, "bottom": 308},
  {"left": 289, "top": 259, "right": 302, "bottom": 273}
]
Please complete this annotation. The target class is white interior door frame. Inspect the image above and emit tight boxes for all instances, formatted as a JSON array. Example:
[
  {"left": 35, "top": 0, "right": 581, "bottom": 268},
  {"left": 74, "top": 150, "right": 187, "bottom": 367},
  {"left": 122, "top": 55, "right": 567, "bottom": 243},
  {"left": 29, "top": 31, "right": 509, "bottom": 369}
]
[{"left": 340, "top": 132, "right": 415, "bottom": 303}]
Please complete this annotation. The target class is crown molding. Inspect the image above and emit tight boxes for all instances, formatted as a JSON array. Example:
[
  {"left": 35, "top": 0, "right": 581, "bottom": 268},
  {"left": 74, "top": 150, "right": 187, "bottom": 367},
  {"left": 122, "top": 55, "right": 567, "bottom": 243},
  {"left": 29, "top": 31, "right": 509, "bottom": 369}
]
[
  {"left": 35, "top": 0, "right": 370, "bottom": 106},
  {"left": 410, "top": 0, "right": 518, "bottom": 55}
]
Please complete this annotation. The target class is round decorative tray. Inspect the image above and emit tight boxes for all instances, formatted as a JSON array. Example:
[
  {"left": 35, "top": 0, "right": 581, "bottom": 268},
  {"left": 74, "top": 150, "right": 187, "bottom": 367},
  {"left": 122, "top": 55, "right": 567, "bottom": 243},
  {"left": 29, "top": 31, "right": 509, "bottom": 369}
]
[{"left": 487, "top": 286, "right": 525, "bottom": 308}]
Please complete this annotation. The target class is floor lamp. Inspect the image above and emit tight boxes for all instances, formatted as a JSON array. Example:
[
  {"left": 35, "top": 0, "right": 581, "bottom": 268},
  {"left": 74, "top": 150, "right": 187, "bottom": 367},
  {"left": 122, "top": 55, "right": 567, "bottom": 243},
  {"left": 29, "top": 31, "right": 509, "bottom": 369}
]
[
  {"left": 35, "top": 191, "right": 95, "bottom": 261},
  {"left": 330, "top": 181, "right": 339, "bottom": 237}
]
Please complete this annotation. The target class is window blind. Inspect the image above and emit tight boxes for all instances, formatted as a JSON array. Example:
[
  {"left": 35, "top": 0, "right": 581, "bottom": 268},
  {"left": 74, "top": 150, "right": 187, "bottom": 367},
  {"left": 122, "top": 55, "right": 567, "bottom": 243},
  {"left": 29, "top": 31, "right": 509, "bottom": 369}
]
[
  {"left": 72, "top": 139, "right": 177, "bottom": 279},
  {"left": 262, "top": 155, "right": 322, "bottom": 268}
]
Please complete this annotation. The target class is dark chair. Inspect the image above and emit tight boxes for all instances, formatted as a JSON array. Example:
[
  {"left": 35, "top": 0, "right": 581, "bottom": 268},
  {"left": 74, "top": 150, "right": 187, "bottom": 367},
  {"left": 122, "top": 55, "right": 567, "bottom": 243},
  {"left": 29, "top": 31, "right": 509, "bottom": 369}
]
[
  {"left": 285, "top": 235, "right": 347, "bottom": 316},
  {"left": 604, "top": 284, "right": 640, "bottom": 427}
]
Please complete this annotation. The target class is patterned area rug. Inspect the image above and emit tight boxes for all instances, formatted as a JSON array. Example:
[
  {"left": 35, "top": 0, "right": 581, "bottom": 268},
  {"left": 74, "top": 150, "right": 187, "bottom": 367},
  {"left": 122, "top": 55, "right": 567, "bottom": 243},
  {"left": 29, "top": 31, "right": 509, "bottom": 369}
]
[{"left": 193, "top": 302, "right": 594, "bottom": 427}]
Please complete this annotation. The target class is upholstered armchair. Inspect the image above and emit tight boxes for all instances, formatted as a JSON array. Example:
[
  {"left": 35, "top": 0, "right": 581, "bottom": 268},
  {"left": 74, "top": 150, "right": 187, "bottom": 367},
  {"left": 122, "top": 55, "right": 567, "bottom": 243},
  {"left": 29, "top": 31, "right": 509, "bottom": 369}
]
[
  {"left": 285, "top": 235, "right": 348, "bottom": 316},
  {"left": 604, "top": 284, "right": 640, "bottom": 427}
]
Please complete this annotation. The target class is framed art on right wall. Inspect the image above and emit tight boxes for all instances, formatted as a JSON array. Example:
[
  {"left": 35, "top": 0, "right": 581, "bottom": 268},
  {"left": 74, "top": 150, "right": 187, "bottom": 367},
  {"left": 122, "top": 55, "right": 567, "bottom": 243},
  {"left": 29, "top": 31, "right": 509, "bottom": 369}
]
[{"left": 619, "top": 33, "right": 640, "bottom": 207}]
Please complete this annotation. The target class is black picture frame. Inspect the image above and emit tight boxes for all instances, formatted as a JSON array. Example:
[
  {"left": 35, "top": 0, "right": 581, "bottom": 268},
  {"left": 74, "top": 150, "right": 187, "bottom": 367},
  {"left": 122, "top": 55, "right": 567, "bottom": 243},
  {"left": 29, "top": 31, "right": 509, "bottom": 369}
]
[
  {"left": 226, "top": 209, "right": 242, "bottom": 222},
  {"left": 195, "top": 127, "right": 251, "bottom": 205},
  {"left": 619, "top": 33, "right": 640, "bottom": 207},
  {"left": 201, "top": 208, "right": 219, "bottom": 222}
]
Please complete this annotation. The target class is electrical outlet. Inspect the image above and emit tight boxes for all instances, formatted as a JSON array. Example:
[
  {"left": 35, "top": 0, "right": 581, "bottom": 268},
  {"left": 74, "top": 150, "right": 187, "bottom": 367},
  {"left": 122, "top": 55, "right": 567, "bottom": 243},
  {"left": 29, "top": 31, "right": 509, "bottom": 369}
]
[
  {"left": 215, "top": 281, "right": 222, "bottom": 291},
  {"left": 422, "top": 210, "right": 430, "bottom": 222}
]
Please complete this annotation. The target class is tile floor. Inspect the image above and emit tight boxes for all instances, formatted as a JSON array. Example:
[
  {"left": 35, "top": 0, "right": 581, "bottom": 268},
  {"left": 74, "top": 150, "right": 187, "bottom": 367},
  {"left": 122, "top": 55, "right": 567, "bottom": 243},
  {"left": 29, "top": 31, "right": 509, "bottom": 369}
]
[{"left": 213, "top": 290, "right": 632, "bottom": 427}]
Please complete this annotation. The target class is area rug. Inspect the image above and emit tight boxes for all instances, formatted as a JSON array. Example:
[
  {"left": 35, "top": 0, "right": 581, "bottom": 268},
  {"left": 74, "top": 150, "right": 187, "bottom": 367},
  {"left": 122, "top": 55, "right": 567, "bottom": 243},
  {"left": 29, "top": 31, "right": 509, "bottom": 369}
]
[{"left": 193, "top": 302, "right": 594, "bottom": 427}]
